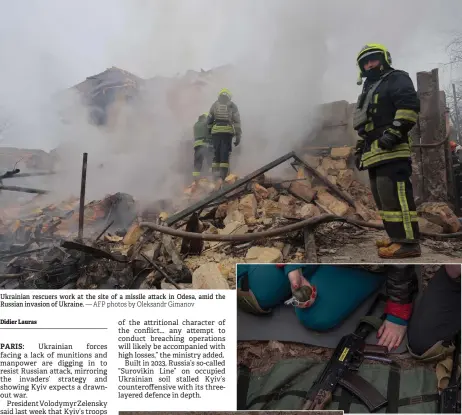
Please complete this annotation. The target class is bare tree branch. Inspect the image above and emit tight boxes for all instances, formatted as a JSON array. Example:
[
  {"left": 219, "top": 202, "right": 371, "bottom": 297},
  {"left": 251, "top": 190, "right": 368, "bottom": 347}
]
[{"left": 445, "top": 35, "right": 462, "bottom": 142}]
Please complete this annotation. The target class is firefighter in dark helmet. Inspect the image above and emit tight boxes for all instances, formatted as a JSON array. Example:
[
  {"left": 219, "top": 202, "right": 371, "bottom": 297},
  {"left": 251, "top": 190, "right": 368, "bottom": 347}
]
[
  {"left": 192, "top": 112, "right": 213, "bottom": 181},
  {"left": 353, "top": 44, "right": 421, "bottom": 259},
  {"left": 207, "top": 88, "right": 242, "bottom": 184}
]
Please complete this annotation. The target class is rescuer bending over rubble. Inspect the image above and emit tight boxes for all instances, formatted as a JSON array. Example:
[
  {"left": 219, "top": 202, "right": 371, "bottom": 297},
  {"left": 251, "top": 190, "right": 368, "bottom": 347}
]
[
  {"left": 353, "top": 44, "right": 421, "bottom": 259},
  {"left": 237, "top": 264, "right": 418, "bottom": 352},
  {"left": 207, "top": 88, "right": 242, "bottom": 185},
  {"left": 192, "top": 112, "right": 213, "bottom": 181}
]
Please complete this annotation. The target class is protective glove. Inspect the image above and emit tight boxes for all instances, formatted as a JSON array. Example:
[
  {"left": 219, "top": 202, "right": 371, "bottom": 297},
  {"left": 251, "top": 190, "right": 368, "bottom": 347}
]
[
  {"left": 354, "top": 140, "right": 364, "bottom": 171},
  {"left": 234, "top": 136, "right": 241, "bottom": 147},
  {"left": 357, "top": 126, "right": 368, "bottom": 139},
  {"left": 378, "top": 132, "right": 398, "bottom": 150},
  {"left": 354, "top": 152, "right": 363, "bottom": 171}
]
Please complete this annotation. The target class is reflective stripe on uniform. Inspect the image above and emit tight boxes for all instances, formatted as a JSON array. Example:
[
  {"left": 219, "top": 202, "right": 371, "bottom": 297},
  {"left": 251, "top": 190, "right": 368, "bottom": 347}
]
[
  {"left": 365, "top": 121, "right": 375, "bottom": 132},
  {"left": 379, "top": 210, "right": 418, "bottom": 223},
  {"left": 194, "top": 139, "right": 205, "bottom": 148},
  {"left": 211, "top": 163, "right": 219, "bottom": 168},
  {"left": 387, "top": 128, "right": 402, "bottom": 138},
  {"left": 361, "top": 139, "right": 411, "bottom": 167},
  {"left": 397, "top": 181, "right": 415, "bottom": 240},
  {"left": 219, "top": 163, "right": 229, "bottom": 168},
  {"left": 395, "top": 109, "right": 418, "bottom": 123},
  {"left": 192, "top": 171, "right": 201, "bottom": 177},
  {"left": 211, "top": 125, "right": 234, "bottom": 134}
]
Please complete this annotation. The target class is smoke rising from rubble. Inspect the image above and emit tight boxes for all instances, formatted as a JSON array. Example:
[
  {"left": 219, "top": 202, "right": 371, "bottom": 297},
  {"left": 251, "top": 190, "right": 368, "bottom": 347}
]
[{"left": 0, "top": 0, "right": 460, "bottom": 206}]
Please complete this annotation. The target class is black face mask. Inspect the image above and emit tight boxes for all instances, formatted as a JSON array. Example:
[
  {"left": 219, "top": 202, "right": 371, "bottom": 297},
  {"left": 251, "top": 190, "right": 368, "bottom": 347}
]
[{"left": 364, "top": 65, "right": 383, "bottom": 81}]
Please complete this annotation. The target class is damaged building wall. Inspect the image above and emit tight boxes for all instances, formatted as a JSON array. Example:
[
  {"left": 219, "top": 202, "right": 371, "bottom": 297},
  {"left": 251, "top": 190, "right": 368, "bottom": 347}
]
[{"left": 297, "top": 100, "right": 369, "bottom": 186}]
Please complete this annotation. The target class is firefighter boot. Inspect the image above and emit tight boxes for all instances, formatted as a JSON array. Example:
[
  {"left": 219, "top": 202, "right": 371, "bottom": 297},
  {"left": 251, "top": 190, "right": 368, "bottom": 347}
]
[
  {"left": 376, "top": 238, "right": 392, "bottom": 248},
  {"left": 378, "top": 243, "right": 421, "bottom": 259}
]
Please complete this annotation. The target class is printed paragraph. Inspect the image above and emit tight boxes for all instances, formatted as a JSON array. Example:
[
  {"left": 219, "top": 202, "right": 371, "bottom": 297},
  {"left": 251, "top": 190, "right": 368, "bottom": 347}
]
[
  {"left": 117, "top": 314, "right": 228, "bottom": 400},
  {"left": 0, "top": 341, "right": 108, "bottom": 415},
  {"left": 0, "top": 290, "right": 236, "bottom": 412}
]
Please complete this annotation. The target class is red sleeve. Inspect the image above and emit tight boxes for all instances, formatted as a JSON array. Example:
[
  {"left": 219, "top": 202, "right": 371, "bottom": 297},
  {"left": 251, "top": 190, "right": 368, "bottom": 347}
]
[{"left": 384, "top": 299, "right": 413, "bottom": 320}]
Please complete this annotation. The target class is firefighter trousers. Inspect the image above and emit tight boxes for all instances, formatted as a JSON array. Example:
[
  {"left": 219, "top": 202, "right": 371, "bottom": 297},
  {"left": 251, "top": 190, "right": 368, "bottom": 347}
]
[
  {"left": 192, "top": 145, "right": 213, "bottom": 178},
  {"left": 212, "top": 132, "right": 233, "bottom": 180},
  {"left": 368, "top": 160, "right": 420, "bottom": 244}
]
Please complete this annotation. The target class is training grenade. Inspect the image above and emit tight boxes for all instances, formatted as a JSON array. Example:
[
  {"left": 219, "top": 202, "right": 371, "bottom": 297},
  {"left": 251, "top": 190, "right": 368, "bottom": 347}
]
[{"left": 284, "top": 284, "right": 317, "bottom": 309}]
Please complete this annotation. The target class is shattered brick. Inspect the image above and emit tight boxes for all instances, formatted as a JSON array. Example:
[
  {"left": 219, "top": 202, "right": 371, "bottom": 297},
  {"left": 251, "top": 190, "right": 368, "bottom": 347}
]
[
  {"left": 238, "top": 194, "right": 257, "bottom": 220},
  {"left": 330, "top": 146, "right": 353, "bottom": 159},
  {"left": 417, "top": 202, "right": 461, "bottom": 233},
  {"left": 266, "top": 187, "right": 279, "bottom": 200},
  {"left": 317, "top": 190, "right": 350, "bottom": 216},
  {"left": 224, "top": 210, "right": 246, "bottom": 225},
  {"left": 301, "top": 154, "right": 321, "bottom": 168},
  {"left": 316, "top": 165, "right": 327, "bottom": 177},
  {"left": 297, "top": 203, "right": 321, "bottom": 218},
  {"left": 261, "top": 200, "right": 282, "bottom": 218},
  {"left": 123, "top": 223, "right": 142, "bottom": 245},
  {"left": 215, "top": 203, "right": 228, "bottom": 219},
  {"left": 418, "top": 217, "right": 444, "bottom": 234},
  {"left": 289, "top": 181, "right": 316, "bottom": 202},
  {"left": 321, "top": 157, "right": 347, "bottom": 175},
  {"left": 337, "top": 169, "right": 354, "bottom": 190},
  {"left": 192, "top": 263, "right": 229, "bottom": 289},
  {"left": 245, "top": 246, "right": 283, "bottom": 263},
  {"left": 252, "top": 183, "right": 269, "bottom": 200},
  {"left": 278, "top": 195, "right": 297, "bottom": 217},
  {"left": 327, "top": 175, "right": 337, "bottom": 186}
]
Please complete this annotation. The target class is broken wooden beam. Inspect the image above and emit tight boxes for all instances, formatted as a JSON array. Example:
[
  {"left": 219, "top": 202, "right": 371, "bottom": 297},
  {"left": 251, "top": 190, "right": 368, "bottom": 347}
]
[
  {"left": 78, "top": 152, "right": 88, "bottom": 240},
  {"left": 140, "top": 253, "right": 181, "bottom": 289},
  {"left": 4, "top": 171, "right": 57, "bottom": 179},
  {"left": 61, "top": 240, "right": 128, "bottom": 262},
  {"left": 303, "top": 228, "right": 317, "bottom": 263},
  {"left": 0, "top": 185, "right": 49, "bottom": 194}
]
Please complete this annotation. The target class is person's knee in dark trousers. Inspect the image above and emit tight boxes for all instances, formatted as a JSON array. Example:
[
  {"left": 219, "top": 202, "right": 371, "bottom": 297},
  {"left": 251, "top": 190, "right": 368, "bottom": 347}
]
[{"left": 407, "top": 265, "right": 461, "bottom": 360}]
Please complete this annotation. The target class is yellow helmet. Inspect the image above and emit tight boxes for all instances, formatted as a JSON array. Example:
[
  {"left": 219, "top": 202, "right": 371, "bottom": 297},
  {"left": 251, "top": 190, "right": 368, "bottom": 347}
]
[
  {"left": 356, "top": 43, "right": 392, "bottom": 85},
  {"left": 203, "top": 112, "right": 209, "bottom": 117},
  {"left": 218, "top": 88, "right": 232, "bottom": 99}
]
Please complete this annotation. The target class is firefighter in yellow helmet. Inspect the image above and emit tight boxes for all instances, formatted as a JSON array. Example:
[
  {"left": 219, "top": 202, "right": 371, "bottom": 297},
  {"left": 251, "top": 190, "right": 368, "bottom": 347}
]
[
  {"left": 207, "top": 88, "right": 242, "bottom": 183},
  {"left": 192, "top": 112, "right": 213, "bottom": 181},
  {"left": 353, "top": 44, "right": 421, "bottom": 259}
]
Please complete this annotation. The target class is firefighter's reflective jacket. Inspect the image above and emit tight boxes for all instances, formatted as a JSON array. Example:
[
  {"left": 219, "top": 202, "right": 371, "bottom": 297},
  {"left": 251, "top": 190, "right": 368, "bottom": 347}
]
[
  {"left": 353, "top": 69, "right": 420, "bottom": 169},
  {"left": 207, "top": 99, "right": 242, "bottom": 137},
  {"left": 193, "top": 114, "right": 211, "bottom": 148}
]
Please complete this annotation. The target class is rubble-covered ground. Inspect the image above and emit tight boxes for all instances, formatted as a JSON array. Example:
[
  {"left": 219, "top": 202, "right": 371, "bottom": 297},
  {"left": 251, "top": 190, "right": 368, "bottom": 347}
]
[{"left": 0, "top": 147, "right": 460, "bottom": 290}]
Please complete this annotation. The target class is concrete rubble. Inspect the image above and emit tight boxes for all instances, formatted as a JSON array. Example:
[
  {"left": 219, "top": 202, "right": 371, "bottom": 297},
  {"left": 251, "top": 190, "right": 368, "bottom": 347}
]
[{"left": 0, "top": 145, "right": 461, "bottom": 290}]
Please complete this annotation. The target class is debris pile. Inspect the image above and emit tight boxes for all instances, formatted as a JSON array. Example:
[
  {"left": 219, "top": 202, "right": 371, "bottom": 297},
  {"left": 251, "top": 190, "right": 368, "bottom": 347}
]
[
  {"left": 0, "top": 192, "right": 196, "bottom": 290},
  {"left": 139, "top": 149, "right": 462, "bottom": 282},
  {"left": 1, "top": 148, "right": 461, "bottom": 290}
]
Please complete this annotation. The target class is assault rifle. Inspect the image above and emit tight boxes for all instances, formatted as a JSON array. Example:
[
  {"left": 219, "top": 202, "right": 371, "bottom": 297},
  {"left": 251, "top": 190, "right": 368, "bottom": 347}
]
[
  {"left": 439, "top": 332, "right": 461, "bottom": 413},
  {"left": 302, "top": 299, "right": 392, "bottom": 412}
]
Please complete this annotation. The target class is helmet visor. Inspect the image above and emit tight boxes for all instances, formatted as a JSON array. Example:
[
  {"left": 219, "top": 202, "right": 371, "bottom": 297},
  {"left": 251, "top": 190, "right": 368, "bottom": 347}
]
[{"left": 358, "top": 51, "right": 384, "bottom": 68}]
